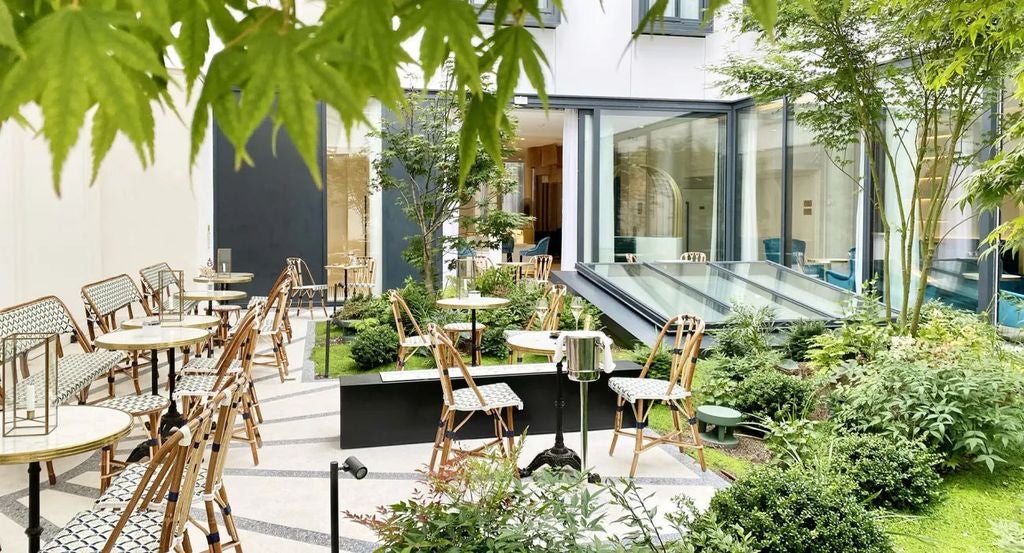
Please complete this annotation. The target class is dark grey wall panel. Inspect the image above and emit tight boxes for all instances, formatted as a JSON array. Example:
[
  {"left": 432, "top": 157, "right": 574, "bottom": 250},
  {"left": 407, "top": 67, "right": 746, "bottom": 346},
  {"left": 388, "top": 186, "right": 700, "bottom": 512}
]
[
  {"left": 380, "top": 107, "right": 428, "bottom": 291},
  {"left": 213, "top": 108, "right": 326, "bottom": 299}
]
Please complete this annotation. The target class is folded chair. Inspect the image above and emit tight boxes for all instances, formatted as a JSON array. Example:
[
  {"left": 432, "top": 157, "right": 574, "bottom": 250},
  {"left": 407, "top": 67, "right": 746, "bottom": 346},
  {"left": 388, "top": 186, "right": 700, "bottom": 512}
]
[
  {"left": 388, "top": 289, "right": 436, "bottom": 370},
  {"left": 608, "top": 315, "right": 707, "bottom": 477},
  {"left": 41, "top": 400, "right": 216, "bottom": 552},
  {"left": 427, "top": 325, "right": 523, "bottom": 472},
  {"left": 286, "top": 257, "right": 329, "bottom": 318}
]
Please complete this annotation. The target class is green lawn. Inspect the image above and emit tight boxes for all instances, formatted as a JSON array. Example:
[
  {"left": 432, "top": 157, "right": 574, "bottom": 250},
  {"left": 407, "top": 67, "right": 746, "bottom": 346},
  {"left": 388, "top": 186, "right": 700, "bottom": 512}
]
[{"left": 309, "top": 322, "right": 549, "bottom": 377}]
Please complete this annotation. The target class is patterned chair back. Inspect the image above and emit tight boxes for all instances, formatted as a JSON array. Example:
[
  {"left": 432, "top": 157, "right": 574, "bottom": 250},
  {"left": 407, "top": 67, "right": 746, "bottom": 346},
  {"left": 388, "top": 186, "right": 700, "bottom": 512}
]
[
  {"left": 388, "top": 290, "right": 426, "bottom": 345},
  {"left": 679, "top": 252, "right": 707, "bottom": 263},
  {"left": 351, "top": 256, "right": 377, "bottom": 296},
  {"left": 427, "top": 324, "right": 487, "bottom": 408},
  {"left": 0, "top": 296, "right": 90, "bottom": 363},
  {"left": 139, "top": 262, "right": 180, "bottom": 312},
  {"left": 286, "top": 257, "right": 321, "bottom": 288},
  {"left": 532, "top": 254, "right": 554, "bottom": 281},
  {"left": 81, "top": 274, "right": 148, "bottom": 339},
  {"left": 639, "top": 315, "right": 705, "bottom": 396}
]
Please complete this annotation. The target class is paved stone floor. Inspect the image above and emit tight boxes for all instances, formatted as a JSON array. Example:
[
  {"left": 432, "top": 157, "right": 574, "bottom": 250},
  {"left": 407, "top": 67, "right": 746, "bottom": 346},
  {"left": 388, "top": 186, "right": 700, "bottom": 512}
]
[{"left": 0, "top": 312, "right": 727, "bottom": 552}]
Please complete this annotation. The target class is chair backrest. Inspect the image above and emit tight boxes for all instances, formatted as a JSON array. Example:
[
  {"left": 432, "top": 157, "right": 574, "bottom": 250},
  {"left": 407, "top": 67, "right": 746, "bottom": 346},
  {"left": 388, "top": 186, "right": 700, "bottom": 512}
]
[
  {"left": 679, "top": 252, "right": 707, "bottom": 263},
  {"left": 639, "top": 314, "right": 705, "bottom": 396},
  {"left": 81, "top": 274, "right": 149, "bottom": 339},
  {"left": 473, "top": 255, "right": 493, "bottom": 274},
  {"left": 286, "top": 257, "right": 321, "bottom": 288},
  {"left": 532, "top": 254, "right": 554, "bottom": 281},
  {"left": 352, "top": 256, "right": 377, "bottom": 295},
  {"left": 427, "top": 324, "right": 488, "bottom": 409},
  {"left": 388, "top": 289, "right": 426, "bottom": 344},
  {"left": 199, "top": 377, "right": 246, "bottom": 542},
  {"left": 525, "top": 283, "right": 567, "bottom": 331},
  {"left": 139, "top": 262, "right": 183, "bottom": 313},
  {"left": 103, "top": 398, "right": 216, "bottom": 552},
  {"left": 0, "top": 296, "right": 91, "bottom": 363},
  {"left": 624, "top": 253, "right": 638, "bottom": 263},
  {"left": 533, "top": 236, "right": 551, "bottom": 254}
]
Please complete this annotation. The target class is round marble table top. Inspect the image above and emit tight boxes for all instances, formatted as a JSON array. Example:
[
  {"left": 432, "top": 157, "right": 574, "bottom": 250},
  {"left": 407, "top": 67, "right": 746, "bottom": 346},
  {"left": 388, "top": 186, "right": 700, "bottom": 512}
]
[
  {"left": 120, "top": 314, "right": 221, "bottom": 330},
  {"left": 192, "top": 272, "right": 254, "bottom": 284},
  {"left": 436, "top": 296, "right": 510, "bottom": 310},
  {"left": 94, "top": 327, "right": 210, "bottom": 351},
  {"left": 0, "top": 406, "right": 132, "bottom": 464},
  {"left": 180, "top": 289, "right": 247, "bottom": 302},
  {"left": 506, "top": 330, "right": 559, "bottom": 355}
]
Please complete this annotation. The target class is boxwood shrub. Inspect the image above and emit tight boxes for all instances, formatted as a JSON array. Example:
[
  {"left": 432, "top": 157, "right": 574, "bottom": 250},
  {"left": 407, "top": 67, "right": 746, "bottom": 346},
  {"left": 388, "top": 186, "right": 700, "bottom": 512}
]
[
  {"left": 831, "top": 433, "right": 943, "bottom": 512},
  {"left": 350, "top": 324, "right": 399, "bottom": 370}
]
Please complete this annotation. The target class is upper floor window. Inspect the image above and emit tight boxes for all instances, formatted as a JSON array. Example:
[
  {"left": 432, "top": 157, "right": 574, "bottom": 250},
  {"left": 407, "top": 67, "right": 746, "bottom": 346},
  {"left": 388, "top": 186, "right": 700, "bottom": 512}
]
[
  {"left": 472, "top": 0, "right": 561, "bottom": 28},
  {"left": 633, "top": 0, "right": 712, "bottom": 37}
]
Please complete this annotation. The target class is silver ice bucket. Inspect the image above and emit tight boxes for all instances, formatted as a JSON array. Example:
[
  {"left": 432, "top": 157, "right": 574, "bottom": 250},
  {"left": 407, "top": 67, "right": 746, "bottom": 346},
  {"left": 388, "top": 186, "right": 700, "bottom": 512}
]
[{"left": 565, "top": 335, "right": 601, "bottom": 383}]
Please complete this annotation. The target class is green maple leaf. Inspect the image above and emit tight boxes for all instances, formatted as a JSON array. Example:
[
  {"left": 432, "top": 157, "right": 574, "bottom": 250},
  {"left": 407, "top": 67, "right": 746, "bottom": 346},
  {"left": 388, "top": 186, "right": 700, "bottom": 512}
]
[
  {"left": 0, "top": 5, "right": 167, "bottom": 193},
  {"left": 481, "top": 25, "right": 549, "bottom": 118},
  {"left": 0, "top": 1, "right": 25, "bottom": 57},
  {"left": 171, "top": 0, "right": 211, "bottom": 97},
  {"left": 398, "top": 0, "right": 482, "bottom": 92}
]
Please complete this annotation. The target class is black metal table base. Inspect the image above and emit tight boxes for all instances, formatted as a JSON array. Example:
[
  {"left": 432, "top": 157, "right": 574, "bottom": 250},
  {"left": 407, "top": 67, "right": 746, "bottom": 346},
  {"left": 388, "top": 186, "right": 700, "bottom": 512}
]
[
  {"left": 27, "top": 461, "right": 41, "bottom": 552},
  {"left": 520, "top": 445, "right": 581, "bottom": 476}
]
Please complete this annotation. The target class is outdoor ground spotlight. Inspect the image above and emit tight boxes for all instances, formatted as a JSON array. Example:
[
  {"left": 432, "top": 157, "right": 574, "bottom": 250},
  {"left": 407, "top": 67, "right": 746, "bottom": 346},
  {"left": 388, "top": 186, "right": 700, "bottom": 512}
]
[{"left": 331, "top": 456, "right": 368, "bottom": 553}]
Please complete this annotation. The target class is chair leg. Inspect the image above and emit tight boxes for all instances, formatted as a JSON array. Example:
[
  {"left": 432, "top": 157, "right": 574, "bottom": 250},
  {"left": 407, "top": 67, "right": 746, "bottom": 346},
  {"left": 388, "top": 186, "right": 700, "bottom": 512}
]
[
  {"left": 630, "top": 400, "right": 645, "bottom": 478},
  {"left": 216, "top": 486, "right": 243, "bottom": 552},
  {"left": 429, "top": 406, "right": 448, "bottom": 473},
  {"left": 46, "top": 461, "right": 57, "bottom": 486},
  {"left": 609, "top": 396, "right": 624, "bottom": 455},
  {"left": 147, "top": 412, "right": 161, "bottom": 460},
  {"left": 131, "top": 352, "right": 142, "bottom": 395},
  {"left": 684, "top": 397, "right": 706, "bottom": 471},
  {"left": 99, "top": 446, "right": 111, "bottom": 492},
  {"left": 505, "top": 407, "right": 515, "bottom": 456},
  {"left": 671, "top": 405, "right": 685, "bottom": 453},
  {"left": 319, "top": 291, "right": 329, "bottom": 319},
  {"left": 439, "top": 412, "right": 455, "bottom": 469},
  {"left": 396, "top": 347, "right": 406, "bottom": 370}
]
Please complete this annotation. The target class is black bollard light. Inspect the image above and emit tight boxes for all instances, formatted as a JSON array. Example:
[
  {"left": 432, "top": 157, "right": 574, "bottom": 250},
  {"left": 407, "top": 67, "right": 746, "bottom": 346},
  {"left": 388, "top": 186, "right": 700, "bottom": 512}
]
[{"left": 330, "top": 456, "right": 368, "bottom": 553}]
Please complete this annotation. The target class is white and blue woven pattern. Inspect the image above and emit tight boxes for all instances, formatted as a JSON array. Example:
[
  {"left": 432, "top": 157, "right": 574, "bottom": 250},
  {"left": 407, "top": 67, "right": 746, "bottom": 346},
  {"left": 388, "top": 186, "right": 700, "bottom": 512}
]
[
  {"left": 181, "top": 357, "right": 242, "bottom": 375},
  {"left": 139, "top": 263, "right": 173, "bottom": 292},
  {"left": 82, "top": 275, "right": 143, "bottom": 319},
  {"left": 41, "top": 508, "right": 165, "bottom": 552},
  {"left": 0, "top": 298, "right": 78, "bottom": 362},
  {"left": 608, "top": 377, "right": 691, "bottom": 403},
  {"left": 95, "top": 394, "right": 169, "bottom": 415},
  {"left": 15, "top": 351, "right": 122, "bottom": 406},
  {"left": 173, "top": 374, "right": 219, "bottom": 398},
  {"left": 450, "top": 383, "right": 523, "bottom": 411},
  {"left": 94, "top": 463, "right": 207, "bottom": 509}
]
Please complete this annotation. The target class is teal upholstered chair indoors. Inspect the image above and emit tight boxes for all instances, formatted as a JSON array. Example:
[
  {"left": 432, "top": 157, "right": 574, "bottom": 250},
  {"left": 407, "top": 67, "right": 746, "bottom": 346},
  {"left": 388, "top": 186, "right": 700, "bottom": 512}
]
[
  {"left": 520, "top": 236, "right": 550, "bottom": 261},
  {"left": 763, "top": 238, "right": 824, "bottom": 278},
  {"left": 825, "top": 248, "right": 857, "bottom": 291},
  {"left": 998, "top": 291, "right": 1024, "bottom": 328}
]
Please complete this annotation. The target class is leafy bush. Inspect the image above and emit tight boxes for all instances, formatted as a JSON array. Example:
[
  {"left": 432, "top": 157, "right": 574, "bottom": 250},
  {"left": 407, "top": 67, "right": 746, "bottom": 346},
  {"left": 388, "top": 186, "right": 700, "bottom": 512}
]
[
  {"left": 830, "top": 353, "right": 1024, "bottom": 471},
  {"left": 631, "top": 343, "right": 673, "bottom": 380},
  {"left": 350, "top": 324, "right": 399, "bottom": 370},
  {"left": 830, "top": 434, "right": 943, "bottom": 511},
  {"left": 712, "top": 304, "right": 776, "bottom": 358},
  {"left": 732, "top": 368, "right": 814, "bottom": 421},
  {"left": 474, "top": 267, "right": 517, "bottom": 297},
  {"left": 807, "top": 285, "right": 890, "bottom": 372},
  {"left": 480, "top": 326, "right": 510, "bottom": 359},
  {"left": 476, "top": 280, "right": 543, "bottom": 330},
  {"left": 763, "top": 415, "right": 830, "bottom": 464},
  {"left": 783, "top": 320, "right": 827, "bottom": 361},
  {"left": 697, "top": 466, "right": 893, "bottom": 552}
]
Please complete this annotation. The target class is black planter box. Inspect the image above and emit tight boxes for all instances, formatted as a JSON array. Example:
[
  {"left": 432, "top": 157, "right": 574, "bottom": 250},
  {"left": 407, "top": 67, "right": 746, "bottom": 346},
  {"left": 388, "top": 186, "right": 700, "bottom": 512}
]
[{"left": 338, "top": 361, "right": 644, "bottom": 449}]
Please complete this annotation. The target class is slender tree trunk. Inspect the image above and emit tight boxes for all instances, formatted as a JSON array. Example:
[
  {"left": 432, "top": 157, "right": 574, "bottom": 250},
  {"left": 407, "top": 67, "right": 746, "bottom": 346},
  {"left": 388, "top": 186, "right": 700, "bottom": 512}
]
[{"left": 421, "top": 235, "right": 436, "bottom": 296}]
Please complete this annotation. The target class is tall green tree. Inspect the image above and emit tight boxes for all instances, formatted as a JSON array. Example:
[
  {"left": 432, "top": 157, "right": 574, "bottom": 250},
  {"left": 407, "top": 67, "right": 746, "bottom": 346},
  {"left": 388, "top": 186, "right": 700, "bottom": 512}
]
[
  {"left": 718, "top": 0, "right": 1013, "bottom": 333},
  {"left": 372, "top": 85, "right": 527, "bottom": 295},
  {"left": 0, "top": 0, "right": 776, "bottom": 196}
]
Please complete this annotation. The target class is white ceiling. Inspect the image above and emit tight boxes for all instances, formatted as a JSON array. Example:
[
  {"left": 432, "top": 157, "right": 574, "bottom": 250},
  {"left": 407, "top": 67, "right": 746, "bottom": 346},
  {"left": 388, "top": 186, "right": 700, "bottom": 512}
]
[{"left": 512, "top": 108, "right": 564, "bottom": 149}]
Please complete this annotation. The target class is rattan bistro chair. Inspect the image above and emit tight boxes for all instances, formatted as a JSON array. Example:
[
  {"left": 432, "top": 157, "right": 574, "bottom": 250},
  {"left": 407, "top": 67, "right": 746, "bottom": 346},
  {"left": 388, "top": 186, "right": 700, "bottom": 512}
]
[
  {"left": 608, "top": 315, "right": 707, "bottom": 478},
  {"left": 526, "top": 254, "right": 554, "bottom": 282},
  {"left": 286, "top": 257, "right": 329, "bottom": 318},
  {"left": 139, "top": 262, "right": 197, "bottom": 316},
  {"left": 388, "top": 289, "right": 436, "bottom": 370},
  {"left": 81, "top": 274, "right": 151, "bottom": 395},
  {"left": 427, "top": 325, "right": 523, "bottom": 472},
  {"left": 679, "top": 252, "right": 708, "bottom": 263},
  {"left": 348, "top": 256, "right": 377, "bottom": 298}
]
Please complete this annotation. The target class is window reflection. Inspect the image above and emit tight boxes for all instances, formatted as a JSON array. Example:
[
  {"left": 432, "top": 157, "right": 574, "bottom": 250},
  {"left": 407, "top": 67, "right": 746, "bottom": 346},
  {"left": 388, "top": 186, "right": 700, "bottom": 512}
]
[{"left": 325, "top": 106, "right": 374, "bottom": 289}]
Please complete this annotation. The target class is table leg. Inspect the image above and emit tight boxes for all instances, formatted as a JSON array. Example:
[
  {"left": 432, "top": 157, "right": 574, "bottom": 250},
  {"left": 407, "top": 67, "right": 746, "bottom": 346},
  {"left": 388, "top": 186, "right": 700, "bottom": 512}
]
[
  {"left": 26, "top": 461, "right": 40, "bottom": 553},
  {"left": 470, "top": 309, "right": 479, "bottom": 366},
  {"left": 150, "top": 348, "right": 159, "bottom": 395},
  {"left": 159, "top": 347, "right": 185, "bottom": 437},
  {"left": 206, "top": 300, "right": 214, "bottom": 317},
  {"left": 520, "top": 360, "right": 581, "bottom": 477}
]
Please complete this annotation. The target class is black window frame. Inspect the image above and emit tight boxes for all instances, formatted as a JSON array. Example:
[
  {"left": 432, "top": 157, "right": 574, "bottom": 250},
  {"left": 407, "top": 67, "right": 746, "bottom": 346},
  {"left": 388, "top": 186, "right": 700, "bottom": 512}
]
[
  {"left": 632, "top": 0, "right": 712, "bottom": 37},
  {"left": 473, "top": 0, "right": 561, "bottom": 28}
]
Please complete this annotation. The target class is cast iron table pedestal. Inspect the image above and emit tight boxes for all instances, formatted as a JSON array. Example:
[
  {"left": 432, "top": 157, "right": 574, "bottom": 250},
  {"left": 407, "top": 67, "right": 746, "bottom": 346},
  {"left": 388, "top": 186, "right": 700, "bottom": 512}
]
[{"left": 520, "top": 359, "right": 585, "bottom": 477}]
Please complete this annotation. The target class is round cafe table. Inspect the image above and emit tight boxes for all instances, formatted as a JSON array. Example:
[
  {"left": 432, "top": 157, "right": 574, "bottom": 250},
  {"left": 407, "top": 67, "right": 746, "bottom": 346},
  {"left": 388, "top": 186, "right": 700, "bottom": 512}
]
[
  {"left": 94, "top": 327, "right": 210, "bottom": 437},
  {"left": 506, "top": 330, "right": 558, "bottom": 363},
  {"left": 436, "top": 296, "right": 509, "bottom": 366},
  {"left": 120, "top": 315, "right": 221, "bottom": 357},
  {"left": 180, "top": 289, "right": 247, "bottom": 316},
  {"left": 0, "top": 405, "right": 132, "bottom": 553},
  {"left": 193, "top": 272, "right": 254, "bottom": 291}
]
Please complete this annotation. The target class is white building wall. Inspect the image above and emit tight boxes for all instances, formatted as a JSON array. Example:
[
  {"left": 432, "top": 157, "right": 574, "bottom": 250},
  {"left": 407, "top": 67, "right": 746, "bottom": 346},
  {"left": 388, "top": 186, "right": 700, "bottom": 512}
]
[{"left": 0, "top": 69, "right": 213, "bottom": 313}]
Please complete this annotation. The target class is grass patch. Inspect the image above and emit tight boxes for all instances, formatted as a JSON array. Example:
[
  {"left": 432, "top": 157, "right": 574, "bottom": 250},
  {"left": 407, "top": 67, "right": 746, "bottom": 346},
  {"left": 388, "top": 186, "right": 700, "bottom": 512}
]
[
  {"left": 886, "top": 465, "right": 1024, "bottom": 552},
  {"left": 648, "top": 403, "right": 756, "bottom": 478},
  {"left": 310, "top": 322, "right": 548, "bottom": 377}
]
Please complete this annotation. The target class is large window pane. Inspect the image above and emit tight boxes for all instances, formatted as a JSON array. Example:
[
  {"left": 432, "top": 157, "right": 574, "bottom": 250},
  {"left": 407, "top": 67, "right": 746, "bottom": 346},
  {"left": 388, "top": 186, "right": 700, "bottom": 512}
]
[
  {"left": 789, "top": 103, "right": 862, "bottom": 286},
  {"left": 597, "top": 111, "right": 726, "bottom": 262},
  {"left": 738, "top": 103, "right": 784, "bottom": 261},
  {"left": 325, "top": 106, "right": 376, "bottom": 286}
]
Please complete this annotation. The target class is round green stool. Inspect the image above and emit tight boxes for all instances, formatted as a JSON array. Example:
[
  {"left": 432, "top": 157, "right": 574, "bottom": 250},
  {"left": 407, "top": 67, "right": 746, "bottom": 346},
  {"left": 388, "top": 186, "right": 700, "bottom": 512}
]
[{"left": 696, "top": 405, "right": 743, "bottom": 449}]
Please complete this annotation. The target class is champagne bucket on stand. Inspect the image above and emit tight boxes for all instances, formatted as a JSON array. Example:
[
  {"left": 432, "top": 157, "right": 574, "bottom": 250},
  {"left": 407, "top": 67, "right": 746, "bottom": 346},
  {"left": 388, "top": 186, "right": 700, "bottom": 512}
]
[{"left": 565, "top": 336, "right": 601, "bottom": 383}]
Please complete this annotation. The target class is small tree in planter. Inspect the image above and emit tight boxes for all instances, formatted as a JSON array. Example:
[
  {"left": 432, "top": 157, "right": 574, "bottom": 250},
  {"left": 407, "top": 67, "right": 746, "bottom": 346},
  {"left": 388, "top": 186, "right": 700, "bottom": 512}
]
[{"left": 372, "top": 81, "right": 527, "bottom": 295}]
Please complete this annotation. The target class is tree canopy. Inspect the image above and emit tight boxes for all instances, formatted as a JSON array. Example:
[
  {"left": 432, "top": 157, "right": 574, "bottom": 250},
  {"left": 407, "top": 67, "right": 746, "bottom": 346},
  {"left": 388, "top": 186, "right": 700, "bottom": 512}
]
[{"left": 0, "top": 0, "right": 778, "bottom": 195}]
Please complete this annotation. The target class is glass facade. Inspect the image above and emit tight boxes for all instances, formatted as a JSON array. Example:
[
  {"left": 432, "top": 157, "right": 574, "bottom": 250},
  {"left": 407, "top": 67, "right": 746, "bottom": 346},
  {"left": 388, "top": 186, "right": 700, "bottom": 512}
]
[
  {"left": 596, "top": 111, "right": 726, "bottom": 263},
  {"left": 325, "top": 106, "right": 376, "bottom": 287},
  {"left": 737, "top": 103, "right": 784, "bottom": 262}
]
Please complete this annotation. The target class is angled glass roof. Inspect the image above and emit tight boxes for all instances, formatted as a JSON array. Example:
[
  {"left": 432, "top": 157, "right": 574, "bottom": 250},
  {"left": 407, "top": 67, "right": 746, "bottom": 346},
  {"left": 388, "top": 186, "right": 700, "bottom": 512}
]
[{"left": 578, "top": 261, "right": 856, "bottom": 327}]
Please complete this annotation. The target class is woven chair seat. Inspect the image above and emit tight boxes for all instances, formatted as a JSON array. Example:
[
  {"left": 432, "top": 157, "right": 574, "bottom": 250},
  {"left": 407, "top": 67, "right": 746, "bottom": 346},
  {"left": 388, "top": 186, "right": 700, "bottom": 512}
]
[
  {"left": 400, "top": 335, "right": 436, "bottom": 348},
  {"left": 449, "top": 383, "right": 523, "bottom": 412},
  {"left": 608, "top": 377, "right": 691, "bottom": 403},
  {"left": 180, "top": 357, "right": 242, "bottom": 375},
  {"left": 173, "top": 374, "right": 219, "bottom": 398},
  {"left": 95, "top": 394, "right": 168, "bottom": 416},
  {"left": 94, "top": 463, "right": 207, "bottom": 510},
  {"left": 443, "top": 322, "right": 487, "bottom": 334},
  {"left": 41, "top": 508, "right": 165, "bottom": 552},
  {"left": 294, "top": 284, "right": 327, "bottom": 292},
  {"left": 212, "top": 304, "right": 241, "bottom": 313}
]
